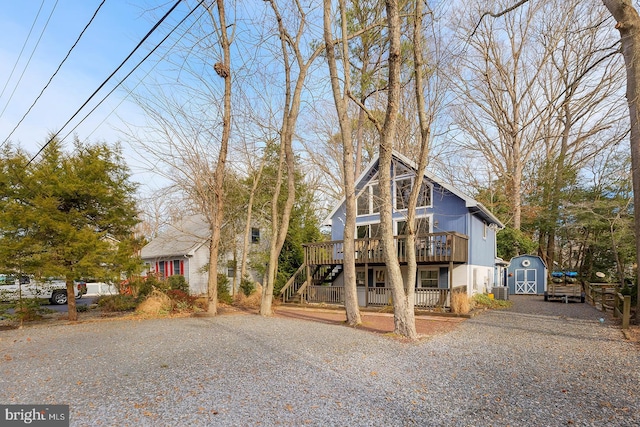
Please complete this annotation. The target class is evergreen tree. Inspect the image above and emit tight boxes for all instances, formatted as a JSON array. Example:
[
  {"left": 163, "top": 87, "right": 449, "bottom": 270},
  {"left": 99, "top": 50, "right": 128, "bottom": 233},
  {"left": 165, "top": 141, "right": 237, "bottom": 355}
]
[{"left": 0, "top": 139, "right": 140, "bottom": 320}]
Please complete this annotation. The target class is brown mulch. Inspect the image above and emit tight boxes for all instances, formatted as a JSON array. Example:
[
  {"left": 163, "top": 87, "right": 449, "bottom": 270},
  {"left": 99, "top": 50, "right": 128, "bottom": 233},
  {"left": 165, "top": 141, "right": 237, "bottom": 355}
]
[{"left": 272, "top": 306, "right": 466, "bottom": 338}]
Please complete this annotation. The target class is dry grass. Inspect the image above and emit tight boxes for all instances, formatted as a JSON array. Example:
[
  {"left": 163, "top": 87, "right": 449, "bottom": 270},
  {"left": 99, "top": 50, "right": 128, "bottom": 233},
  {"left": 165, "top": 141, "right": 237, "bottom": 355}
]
[
  {"left": 234, "top": 290, "right": 262, "bottom": 309},
  {"left": 136, "top": 290, "right": 173, "bottom": 316},
  {"left": 451, "top": 290, "right": 470, "bottom": 314}
]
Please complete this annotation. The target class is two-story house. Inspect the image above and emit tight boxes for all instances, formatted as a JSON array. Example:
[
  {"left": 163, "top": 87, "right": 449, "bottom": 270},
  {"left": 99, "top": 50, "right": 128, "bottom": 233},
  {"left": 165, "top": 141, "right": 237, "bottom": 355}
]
[{"left": 281, "top": 150, "right": 504, "bottom": 309}]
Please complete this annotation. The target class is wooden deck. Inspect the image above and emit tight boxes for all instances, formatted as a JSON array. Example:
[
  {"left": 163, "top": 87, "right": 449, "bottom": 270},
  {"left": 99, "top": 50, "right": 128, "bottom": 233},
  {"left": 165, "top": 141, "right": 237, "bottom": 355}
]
[{"left": 304, "top": 232, "right": 468, "bottom": 266}]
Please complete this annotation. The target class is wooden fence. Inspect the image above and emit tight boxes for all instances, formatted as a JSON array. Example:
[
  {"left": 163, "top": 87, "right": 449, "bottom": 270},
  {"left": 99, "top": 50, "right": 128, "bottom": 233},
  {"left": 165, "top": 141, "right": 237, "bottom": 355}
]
[{"left": 586, "top": 283, "right": 631, "bottom": 330}]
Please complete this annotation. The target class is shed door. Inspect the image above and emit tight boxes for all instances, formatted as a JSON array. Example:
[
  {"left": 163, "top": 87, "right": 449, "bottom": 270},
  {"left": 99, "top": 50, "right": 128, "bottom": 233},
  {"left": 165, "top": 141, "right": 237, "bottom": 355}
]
[{"left": 515, "top": 269, "right": 537, "bottom": 294}]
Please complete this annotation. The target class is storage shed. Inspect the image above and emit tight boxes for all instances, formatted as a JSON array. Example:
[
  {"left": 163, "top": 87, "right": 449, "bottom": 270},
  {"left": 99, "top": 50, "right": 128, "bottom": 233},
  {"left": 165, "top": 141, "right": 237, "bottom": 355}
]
[{"left": 506, "top": 255, "right": 547, "bottom": 295}]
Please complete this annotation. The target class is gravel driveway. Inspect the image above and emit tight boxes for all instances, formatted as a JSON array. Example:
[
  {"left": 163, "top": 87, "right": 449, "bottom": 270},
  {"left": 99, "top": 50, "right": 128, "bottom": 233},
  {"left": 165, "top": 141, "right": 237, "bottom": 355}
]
[{"left": 0, "top": 297, "right": 638, "bottom": 426}]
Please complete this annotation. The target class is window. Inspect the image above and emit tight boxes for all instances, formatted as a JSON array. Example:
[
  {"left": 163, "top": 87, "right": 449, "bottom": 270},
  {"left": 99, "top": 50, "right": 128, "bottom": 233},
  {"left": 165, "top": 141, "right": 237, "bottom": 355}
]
[
  {"left": 357, "top": 183, "right": 380, "bottom": 216},
  {"left": 356, "top": 270, "right": 366, "bottom": 287},
  {"left": 374, "top": 269, "right": 386, "bottom": 288},
  {"left": 418, "top": 269, "right": 438, "bottom": 288},
  {"left": 395, "top": 178, "right": 412, "bottom": 210},
  {"left": 251, "top": 227, "right": 260, "bottom": 243},
  {"left": 357, "top": 223, "right": 381, "bottom": 239},
  {"left": 173, "top": 260, "right": 181, "bottom": 276},
  {"left": 394, "top": 177, "right": 431, "bottom": 210},
  {"left": 396, "top": 217, "right": 430, "bottom": 236},
  {"left": 158, "top": 261, "right": 165, "bottom": 277},
  {"left": 483, "top": 222, "right": 487, "bottom": 239},
  {"left": 227, "top": 260, "right": 236, "bottom": 278}
]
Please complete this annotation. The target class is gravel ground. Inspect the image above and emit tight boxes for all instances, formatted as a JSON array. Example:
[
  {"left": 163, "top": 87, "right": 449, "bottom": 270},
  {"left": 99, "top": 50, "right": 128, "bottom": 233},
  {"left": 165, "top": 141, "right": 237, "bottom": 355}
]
[{"left": 0, "top": 297, "right": 638, "bottom": 426}]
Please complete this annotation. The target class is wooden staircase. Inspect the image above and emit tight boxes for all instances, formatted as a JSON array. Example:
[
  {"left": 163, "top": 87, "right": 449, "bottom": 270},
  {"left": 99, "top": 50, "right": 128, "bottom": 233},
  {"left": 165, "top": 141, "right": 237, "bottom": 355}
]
[{"left": 280, "top": 264, "right": 344, "bottom": 303}]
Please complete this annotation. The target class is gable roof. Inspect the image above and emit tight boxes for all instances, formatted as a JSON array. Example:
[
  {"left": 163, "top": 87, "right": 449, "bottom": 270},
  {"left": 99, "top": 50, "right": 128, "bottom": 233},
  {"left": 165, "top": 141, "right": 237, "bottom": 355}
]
[
  {"left": 141, "top": 214, "right": 210, "bottom": 259},
  {"left": 323, "top": 150, "right": 505, "bottom": 228}
]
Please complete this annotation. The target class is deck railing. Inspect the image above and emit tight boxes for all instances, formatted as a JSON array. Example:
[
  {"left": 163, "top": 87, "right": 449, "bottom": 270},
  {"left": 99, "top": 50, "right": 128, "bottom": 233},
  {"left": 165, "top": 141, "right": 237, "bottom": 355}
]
[
  {"left": 306, "top": 285, "right": 344, "bottom": 304},
  {"left": 303, "top": 285, "right": 457, "bottom": 309},
  {"left": 304, "top": 232, "right": 468, "bottom": 266}
]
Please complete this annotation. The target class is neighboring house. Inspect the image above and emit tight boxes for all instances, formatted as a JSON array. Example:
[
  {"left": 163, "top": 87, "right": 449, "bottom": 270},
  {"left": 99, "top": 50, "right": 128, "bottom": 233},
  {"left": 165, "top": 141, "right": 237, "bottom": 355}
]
[
  {"left": 506, "top": 255, "right": 547, "bottom": 295},
  {"left": 140, "top": 214, "right": 265, "bottom": 296},
  {"left": 281, "top": 150, "right": 505, "bottom": 309}
]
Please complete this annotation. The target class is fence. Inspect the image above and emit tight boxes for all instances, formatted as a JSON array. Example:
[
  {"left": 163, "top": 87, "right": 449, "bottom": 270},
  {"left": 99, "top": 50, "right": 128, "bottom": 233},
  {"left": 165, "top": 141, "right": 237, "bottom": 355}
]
[{"left": 586, "top": 283, "right": 631, "bottom": 330}]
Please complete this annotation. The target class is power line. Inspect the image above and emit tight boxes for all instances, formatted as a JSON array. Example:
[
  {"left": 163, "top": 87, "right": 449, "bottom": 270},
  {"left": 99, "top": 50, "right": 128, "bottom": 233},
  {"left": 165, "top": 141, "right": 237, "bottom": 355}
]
[
  {"left": 82, "top": 3, "right": 210, "bottom": 143},
  {"left": 0, "top": 0, "right": 60, "bottom": 122},
  {"left": 61, "top": 0, "right": 208, "bottom": 143},
  {"left": 26, "top": 0, "right": 185, "bottom": 167},
  {"left": 0, "top": 0, "right": 46, "bottom": 100},
  {"left": 1, "top": 0, "right": 107, "bottom": 148}
]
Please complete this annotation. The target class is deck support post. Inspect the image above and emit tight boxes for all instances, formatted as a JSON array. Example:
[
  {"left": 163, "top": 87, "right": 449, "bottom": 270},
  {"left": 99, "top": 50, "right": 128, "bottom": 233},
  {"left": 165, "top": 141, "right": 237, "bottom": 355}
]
[{"left": 449, "top": 260, "right": 454, "bottom": 307}]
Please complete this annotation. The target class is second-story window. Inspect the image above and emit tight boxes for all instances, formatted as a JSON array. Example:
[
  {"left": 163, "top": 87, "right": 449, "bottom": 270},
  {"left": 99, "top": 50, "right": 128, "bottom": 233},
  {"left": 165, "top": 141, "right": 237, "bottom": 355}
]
[
  {"left": 357, "top": 182, "right": 380, "bottom": 216},
  {"left": 251, "top": 227, "right": 260, "bottom": 243},
  {"left": 395, "top": 177, "right": 432, "bottom": 210}
]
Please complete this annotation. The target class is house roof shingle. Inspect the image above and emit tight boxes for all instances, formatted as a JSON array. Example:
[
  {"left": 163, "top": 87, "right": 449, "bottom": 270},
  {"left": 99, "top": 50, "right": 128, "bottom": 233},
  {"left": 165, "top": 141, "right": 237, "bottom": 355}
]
[{"left": 141, "top": 214, "right": 210, "bottom": 259}]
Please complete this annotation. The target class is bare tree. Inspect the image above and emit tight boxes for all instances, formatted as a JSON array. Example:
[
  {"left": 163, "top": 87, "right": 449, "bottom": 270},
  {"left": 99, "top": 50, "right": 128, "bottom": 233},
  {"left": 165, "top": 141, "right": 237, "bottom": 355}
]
[
  {"left": 124, "top": 2, "right": 233, "bottom": 314},
  {"left": 259, "top": 0, "right": 326, "bottom": 316},
  {"left": 323, "top": 0, "right": 362, "bottom": 326},
  {"left": 452, "top": 0, "right": 554, "bottom": 230}
]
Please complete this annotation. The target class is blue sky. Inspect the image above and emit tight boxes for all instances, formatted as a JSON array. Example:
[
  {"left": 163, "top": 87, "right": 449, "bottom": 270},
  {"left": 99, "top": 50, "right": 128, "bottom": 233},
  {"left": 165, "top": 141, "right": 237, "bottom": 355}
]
[{"left": 0, "top": 0, "right": 194, "bottom": 190}]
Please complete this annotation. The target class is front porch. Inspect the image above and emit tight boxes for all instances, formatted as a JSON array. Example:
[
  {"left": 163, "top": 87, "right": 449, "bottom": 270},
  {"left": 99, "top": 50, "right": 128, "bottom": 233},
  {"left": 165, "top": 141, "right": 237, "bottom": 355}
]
[{"left": 281, "top": 232, "right": 469, "bottom": 309}]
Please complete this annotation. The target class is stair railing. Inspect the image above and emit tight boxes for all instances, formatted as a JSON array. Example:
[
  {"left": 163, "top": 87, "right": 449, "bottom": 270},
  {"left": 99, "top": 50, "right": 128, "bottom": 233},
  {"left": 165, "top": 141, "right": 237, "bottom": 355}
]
[{"left": 280, "top": 264, "right": 307, "bottom": 303}]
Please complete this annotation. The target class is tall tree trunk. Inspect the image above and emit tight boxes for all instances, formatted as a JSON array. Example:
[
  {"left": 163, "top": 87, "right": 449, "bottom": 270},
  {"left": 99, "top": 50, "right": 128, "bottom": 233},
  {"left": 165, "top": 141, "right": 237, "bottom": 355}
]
[
  {"left": 206, "top": 0, "right": 232, "bottom": 315},
  {"left": 379, "top": 0, "right": 417, "bottom": 339},
  {"left": 66, "top": 279, "right": 77, "bottom": 322},
  {"left": 260, "top": 0, "right": 325, "bottom": 316},
  {"left": 323, "top": 0, "right": 362, "bottom": 326},
  {"left": 603, "top": 0, "right": 640, "bottom": 322}
]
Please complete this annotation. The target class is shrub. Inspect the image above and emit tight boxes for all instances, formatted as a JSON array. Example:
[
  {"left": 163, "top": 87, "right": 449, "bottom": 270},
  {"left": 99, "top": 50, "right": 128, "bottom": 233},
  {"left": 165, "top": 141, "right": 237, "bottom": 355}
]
[
  {"left": 239, "top": 277, "right": 256, "bottom": 297},
  {"left": 136, "top": 290, "right": 172, "bottom": 316},
  {"left": 451, "top": 290, "right": 470, "bottom": 314},
  {"left": 234, "top": 289, "right": 262, "bottom": 308},
  {"left": 13, "top": 299, "right": 48, "bottom": 322},
  {"left": 166, "top": 289, "right": 199, "bottom": 312},
  {"left": 472, "top": 293, "right": 511, "bottom": 309},
  {"left": 217, "top": 274, "right": 233, "bottom": 304},
  {"left": 168, "top": 275, "right": 189, "bottom": 293},
  {"left": 96, "top": 294, "right": 137, "bottom": 312}
]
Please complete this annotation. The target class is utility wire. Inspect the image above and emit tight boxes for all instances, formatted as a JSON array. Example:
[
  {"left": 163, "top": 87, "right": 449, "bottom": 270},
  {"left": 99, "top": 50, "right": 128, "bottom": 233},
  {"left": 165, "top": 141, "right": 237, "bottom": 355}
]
[
  {"left": 1, "top": 0, "right": 107, "bottom": 148},
  {"left": 81, "top": 3, "right": 210, "bottom": 143},
  {"left": 0, "top": 0, "right": 59, "bottom": 122},
  {"left": 0, "top": 0, "right": 46, "bottom": 100},
  {"left": 61, "top": 0, "right": 207, "bottom": 143},
  {"left": 26, "top": 0, "right": 185, "bottom": 167}
]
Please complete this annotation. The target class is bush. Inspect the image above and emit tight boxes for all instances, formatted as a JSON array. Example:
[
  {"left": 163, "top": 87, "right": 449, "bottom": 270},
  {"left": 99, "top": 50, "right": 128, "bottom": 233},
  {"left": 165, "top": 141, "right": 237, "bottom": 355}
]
[
  {"left": 96, "top": 294, "right": 137, "bottom": 312},
  {"left": 13, "top": 299, "right": 48, "bottom": 322},
  {"left": 451, "top": 290, "right": 470, "bottom": 314},
  {"left": 168, "top": 275, "right": 189, "bottom": 293},
  {"left": 239, "top": 277, "right": 256, "bottom": 297},
  {"left": 217, "top": 274, "right": 233, "bottom": 304},
  {"left": 136, "top": 290, "right": 172, "bottom": 316},
  {"left": 472, "top": 293, "right": 511, "bottom": 309},
  {"left": 234, "top": 289, "right": 262, "bottom": 308},
  {"left": 166, "top": 289, "right": 199, "bottom": 312}
]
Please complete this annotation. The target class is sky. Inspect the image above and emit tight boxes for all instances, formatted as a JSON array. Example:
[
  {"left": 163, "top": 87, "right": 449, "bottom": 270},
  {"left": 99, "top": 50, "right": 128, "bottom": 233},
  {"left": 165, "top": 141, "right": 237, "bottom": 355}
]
[{"left": 0, "top": 0, "right": 195, "bottom": 193}]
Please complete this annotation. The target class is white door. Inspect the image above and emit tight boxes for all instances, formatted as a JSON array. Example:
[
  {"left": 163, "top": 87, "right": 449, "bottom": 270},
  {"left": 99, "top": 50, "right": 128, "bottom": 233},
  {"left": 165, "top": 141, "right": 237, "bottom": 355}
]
[{"left": 515, "top": 269, "right": 537, "bottom": 294}]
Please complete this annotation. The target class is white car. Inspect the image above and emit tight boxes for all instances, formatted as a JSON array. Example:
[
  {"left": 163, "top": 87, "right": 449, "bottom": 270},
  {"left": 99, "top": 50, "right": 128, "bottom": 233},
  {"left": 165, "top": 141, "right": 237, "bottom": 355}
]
[{"left": 0, "top": 275, "right": 87, "bottom": 305}]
